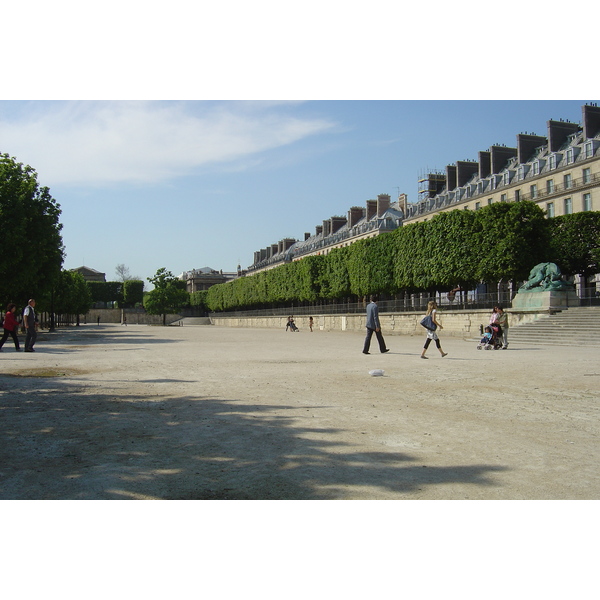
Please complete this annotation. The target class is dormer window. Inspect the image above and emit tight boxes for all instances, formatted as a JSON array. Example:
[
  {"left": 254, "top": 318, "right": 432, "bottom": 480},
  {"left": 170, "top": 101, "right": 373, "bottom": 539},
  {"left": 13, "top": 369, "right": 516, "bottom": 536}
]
[{"left": 548, "top": 155, "right": 557, "bottom": 170}]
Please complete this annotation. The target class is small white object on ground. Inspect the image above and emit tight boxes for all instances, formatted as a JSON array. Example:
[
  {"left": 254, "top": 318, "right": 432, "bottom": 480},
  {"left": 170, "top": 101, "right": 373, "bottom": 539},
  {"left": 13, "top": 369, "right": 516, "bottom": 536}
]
[{"left": 368, "top": 369, "right": 385, "bottom": 377}]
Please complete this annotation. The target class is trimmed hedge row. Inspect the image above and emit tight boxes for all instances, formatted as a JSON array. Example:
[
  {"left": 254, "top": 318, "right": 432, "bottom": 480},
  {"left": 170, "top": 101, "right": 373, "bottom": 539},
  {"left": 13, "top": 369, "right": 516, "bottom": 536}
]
[{"left": 205, "top": 202, "right": 600, "bottom": 312}]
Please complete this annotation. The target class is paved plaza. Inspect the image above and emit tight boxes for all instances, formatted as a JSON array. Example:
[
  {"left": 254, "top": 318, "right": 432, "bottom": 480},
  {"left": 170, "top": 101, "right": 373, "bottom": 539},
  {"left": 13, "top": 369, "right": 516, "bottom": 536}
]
[{"left": 0, "top": 323, "right": 598, "bottom": 500}]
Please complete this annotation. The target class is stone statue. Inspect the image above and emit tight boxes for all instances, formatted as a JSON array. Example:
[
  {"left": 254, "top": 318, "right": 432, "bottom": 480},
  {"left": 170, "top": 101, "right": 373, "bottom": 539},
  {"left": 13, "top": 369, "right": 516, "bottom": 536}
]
[{"left": 519, "top": 262, "right": 574, "bottom": 292}]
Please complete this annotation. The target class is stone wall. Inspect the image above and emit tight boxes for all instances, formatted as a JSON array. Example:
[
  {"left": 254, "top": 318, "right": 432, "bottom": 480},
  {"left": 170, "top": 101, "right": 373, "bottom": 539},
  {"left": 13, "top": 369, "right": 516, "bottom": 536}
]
[
  {"left": 210, "top": 309, "right": 545, "bottom": 338},
  {"left": 84, "top": 308, "right": 182, "bottom": 325}
]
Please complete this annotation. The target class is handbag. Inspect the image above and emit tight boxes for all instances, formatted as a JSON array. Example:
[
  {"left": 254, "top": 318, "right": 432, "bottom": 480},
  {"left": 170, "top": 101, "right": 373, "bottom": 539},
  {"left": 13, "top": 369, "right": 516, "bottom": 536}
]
[{"left": 420, "top": 314, "right": 437, "bottom": 331}]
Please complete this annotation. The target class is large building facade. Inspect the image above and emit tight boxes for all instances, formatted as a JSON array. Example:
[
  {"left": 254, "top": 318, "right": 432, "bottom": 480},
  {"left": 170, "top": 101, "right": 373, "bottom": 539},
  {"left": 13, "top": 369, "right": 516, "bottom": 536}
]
[
  {"left": 404, "top": 103, "right": 600, "bottom": 222},
  {"left": 247, "top": 193, "right": 406, "bottom": 274}
]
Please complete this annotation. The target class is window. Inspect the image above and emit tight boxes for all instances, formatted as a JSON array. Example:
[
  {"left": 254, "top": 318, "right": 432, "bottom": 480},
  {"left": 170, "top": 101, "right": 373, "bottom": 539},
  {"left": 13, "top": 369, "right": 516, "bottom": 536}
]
[
  {"left": 547, "top": 179, "right": 555, "bottom": 194},
  {"left": 564, "top": 173, "right": 572, "bottom": 189},
  {"left": 487, "top": 198, "right": 493, "bottom": 205},
  {"left": 583, "top": 193, "right": 592, "bottom": 211},
  {"left": 503, "top": 172, "right": 510, "bottom": 185},
  {"left": 566, "top": 148, "right": 574, "bottom": 164},
  {"left": 546, "top": 202, "right": 554, "bottom": 217},
  {"left": 532, "top": 161, "right": 540, "bottom": 176},
  {"left": 564, "top": 198, "right": 572, "bottom": 214},
  {"left": 518, "top": 166, "right": 524, "bottom": 180},
  {"left": 515, "top": 189, "right": 521, "bottom": 201},
  {"left": 475, "top": 202, "right": 481, "bottom": 211},
  {"left": 548, "top": 155, "right": 556, "bottom": 170},
  {"left": 585, "top": 142, "right": 593, "bottom": 158},
  {"left": 500, "top": 193, "right": 507, "bottom": 202},
  {"left": 530, "top": 184, "right": 538, "bottom": 199},
  {"left": 583, "top": 167, "right": 591, "bottom": 184}
]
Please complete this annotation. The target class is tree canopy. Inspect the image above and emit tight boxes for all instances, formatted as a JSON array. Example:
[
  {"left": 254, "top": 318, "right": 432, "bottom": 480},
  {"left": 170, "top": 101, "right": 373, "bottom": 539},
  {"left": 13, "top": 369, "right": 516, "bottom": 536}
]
[
  {"left": 0, "top": 153, "right": 64, "bottom": 307},
  {"left": 144, "top": 268, "right": 189, "bottom": 325}
]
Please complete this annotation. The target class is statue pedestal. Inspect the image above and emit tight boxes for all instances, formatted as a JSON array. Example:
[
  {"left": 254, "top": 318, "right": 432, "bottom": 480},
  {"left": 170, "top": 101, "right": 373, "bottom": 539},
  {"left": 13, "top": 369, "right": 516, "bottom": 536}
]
[{"left": 512, "top": 290, "right": 579, "bottom": 311}]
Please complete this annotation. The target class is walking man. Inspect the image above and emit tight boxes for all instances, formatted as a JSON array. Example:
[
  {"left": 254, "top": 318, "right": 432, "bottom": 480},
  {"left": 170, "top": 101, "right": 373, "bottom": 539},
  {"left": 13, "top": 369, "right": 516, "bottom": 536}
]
[
  {"left": 362, "top": 295, "right": 389, "bottom": 354},
  {"left": 23, "top": 298, "right": 38, "bottom": 352}
]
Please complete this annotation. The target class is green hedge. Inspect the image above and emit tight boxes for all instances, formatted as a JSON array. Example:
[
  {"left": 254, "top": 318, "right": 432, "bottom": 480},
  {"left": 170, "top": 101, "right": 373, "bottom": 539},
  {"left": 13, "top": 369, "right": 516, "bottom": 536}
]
[{"left": 205, "top": 202, "right": 599, "bottom": 312}]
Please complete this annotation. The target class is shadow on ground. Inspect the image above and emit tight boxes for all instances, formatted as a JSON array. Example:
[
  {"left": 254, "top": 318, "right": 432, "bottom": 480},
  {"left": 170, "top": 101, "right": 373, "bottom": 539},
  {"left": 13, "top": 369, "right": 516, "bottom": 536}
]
[{"left": 0, "top": 376, "right": 507, "bottom": 500}]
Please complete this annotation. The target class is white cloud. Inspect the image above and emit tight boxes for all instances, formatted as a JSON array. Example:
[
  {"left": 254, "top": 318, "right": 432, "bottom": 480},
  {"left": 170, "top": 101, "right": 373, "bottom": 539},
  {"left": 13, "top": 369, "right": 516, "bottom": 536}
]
[{"left": 0, "top": 101, "right": 336, "bottom": 186}]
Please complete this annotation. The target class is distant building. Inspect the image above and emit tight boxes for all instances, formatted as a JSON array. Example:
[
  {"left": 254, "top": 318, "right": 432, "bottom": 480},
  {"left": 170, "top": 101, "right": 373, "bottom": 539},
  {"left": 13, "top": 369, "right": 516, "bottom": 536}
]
[
  {"left": 71, "top": 266, "right": 106, "bottom": 282},
  {"left": 404, "top": 103, "right": 600, "bottom": 222},
  {"left": 180, "top": 267, "right": 239, "bottom": 293},
  {"left": 247, "top": 193, "right": 405, "bottom": 274}
]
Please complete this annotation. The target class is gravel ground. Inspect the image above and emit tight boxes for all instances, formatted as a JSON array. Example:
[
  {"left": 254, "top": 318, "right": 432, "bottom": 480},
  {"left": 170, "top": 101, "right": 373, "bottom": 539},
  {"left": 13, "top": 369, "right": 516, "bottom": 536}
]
[{"left": 1, "top": 323, "right": 599, "bottom": 500}]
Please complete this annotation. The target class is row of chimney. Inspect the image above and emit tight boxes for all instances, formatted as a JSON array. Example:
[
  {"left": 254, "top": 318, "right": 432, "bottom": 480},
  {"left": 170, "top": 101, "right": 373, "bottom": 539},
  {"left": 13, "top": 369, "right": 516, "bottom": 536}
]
[{"left": 424, "top": 103, "right": 600, "bottom": 197}]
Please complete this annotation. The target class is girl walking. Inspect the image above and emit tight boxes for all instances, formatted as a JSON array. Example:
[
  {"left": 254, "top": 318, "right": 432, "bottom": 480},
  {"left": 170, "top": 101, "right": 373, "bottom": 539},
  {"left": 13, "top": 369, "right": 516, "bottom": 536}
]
[{"left": 420, "top": 300, "right": 447, "bottom": 359}]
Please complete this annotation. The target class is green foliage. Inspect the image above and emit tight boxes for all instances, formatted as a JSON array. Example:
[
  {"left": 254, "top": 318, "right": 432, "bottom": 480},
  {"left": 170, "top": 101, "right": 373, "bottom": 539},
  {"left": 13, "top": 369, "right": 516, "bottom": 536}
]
[
  {"left": 0, "top": 153, "right": 64, "bottom": 306},
  {"left": 38, "top": 270, "right": 93, "bottom": 315},
  {"left": 87, "top": 281, "right": 123, "bottom": 305},
  {"left": 190, "top": 290, "right": 208, "bottom": 308},
  {"left": 204, "top": 201, "right": 583, "bottom": 312},
  {"left": 145, "top": 268, "right": 189, "bottom": 324},
  {"left": 474, "top": 201, "right": 550, "bottom": 282},
  {"left": 547, "top": 212, "right": 600, "bottom": 277},
  {"left": 122, "top": 280, "right": 144, "bottom": 307}
]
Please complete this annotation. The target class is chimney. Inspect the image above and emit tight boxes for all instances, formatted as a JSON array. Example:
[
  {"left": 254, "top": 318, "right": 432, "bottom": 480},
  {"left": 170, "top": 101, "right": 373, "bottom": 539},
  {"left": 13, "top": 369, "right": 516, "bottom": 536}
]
[
  {"left": 445, "top": 165, "right": 457, "bottom": 191},
  {"left": 322, "top": 220, "right": 331, "bottom": 237},
  {"left": 315, "top": 225, "right": 323, "bottom": 236},
  {"left": 271, "top": 243, "right": 278, "bottom": 257},
  {"left": 490, "top": 145, "right": 517, "bottom": 174},
  {"left": 547, "top": 120, "right": 580, "bottom": 152},
  {"left": 517, "top": 133, "right": 548, "bottom": 163},
  {"left": 456, "top": 161, "right": 479, "bottom": 187},
  {"left": 278, "top": 240, "right": 283, "bottom": 254},
  {"left": 330, "top": 216, "right": 347, "bottom": 233},
  {"left": 377, "top": 194, "right": 391, "bottom": 216},
  {"left": 304, "top": 232, "right": 311, "bottom": 241},
  {"left": 478, "top": 151, "right": 491, "bottom": 178},
  {"left": 582, "top": 103, "right": 600, "bottom": 139},
  {"left": 254, "top": 251, "right": 261, "bottom": 264},
  {"left": 366, "top": 200, "right": 377, "bottom": 220},
  {"left": 348, "top": 206, "right": 365, "bottom": 228},
  {"left": 283, "top": 238, "right": 296, "bottom": 251}
]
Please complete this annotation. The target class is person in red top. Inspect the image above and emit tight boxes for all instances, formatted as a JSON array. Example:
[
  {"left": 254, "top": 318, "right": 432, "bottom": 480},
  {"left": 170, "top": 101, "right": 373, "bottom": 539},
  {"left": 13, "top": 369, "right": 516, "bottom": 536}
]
[{"left": 0, "top": 303, "right": 21, "bottom": 352}]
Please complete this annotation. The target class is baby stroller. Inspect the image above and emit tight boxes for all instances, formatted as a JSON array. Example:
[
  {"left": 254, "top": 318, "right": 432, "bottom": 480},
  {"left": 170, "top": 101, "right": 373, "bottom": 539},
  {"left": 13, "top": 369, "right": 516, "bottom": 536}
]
[{"left": 477, "top": 324, "right": 503, "bottom": 350}]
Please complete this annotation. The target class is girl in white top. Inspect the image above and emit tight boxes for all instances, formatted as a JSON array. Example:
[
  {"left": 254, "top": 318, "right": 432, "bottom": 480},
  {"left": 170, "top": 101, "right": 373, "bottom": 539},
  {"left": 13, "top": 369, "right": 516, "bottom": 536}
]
[{"left": 420, "top": 300, "right": 448, "bottom": 359}]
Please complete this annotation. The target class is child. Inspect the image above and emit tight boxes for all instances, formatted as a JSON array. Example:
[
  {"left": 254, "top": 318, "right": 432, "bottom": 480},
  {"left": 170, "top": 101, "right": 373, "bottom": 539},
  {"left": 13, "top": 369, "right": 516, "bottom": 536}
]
[{"left": 480, "top": 325, "right": 493, "bottom": 345}]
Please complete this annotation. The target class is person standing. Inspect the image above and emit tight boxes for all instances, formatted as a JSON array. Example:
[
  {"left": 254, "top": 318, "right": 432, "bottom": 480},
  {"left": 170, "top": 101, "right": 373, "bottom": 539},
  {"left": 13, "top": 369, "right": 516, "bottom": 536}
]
[
  {"left": 23, "top": 298, "right": 38, "bottom": 352},
  {"left": 0, "top": 303, "right": 21, "bottom": 352},
  {"left": 309, "top": 316, "right": 314, "bottom": 332},
  {"left": 362, "top": 295, "right": 389, "bottom": 354},
  {"left": 421, "top": 300, "right": 447, "bottom": 359},
  {"left": 491, "top": 305, "right": 509, "bottom": 349}
]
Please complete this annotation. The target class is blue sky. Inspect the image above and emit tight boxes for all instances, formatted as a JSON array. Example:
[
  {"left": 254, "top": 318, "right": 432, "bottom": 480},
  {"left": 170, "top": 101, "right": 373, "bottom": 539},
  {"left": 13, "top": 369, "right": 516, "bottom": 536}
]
[
  {"left": 1, "top": 100, "right": 593, "bottom": 284},
  {"left": 2, "top": 3, "right": 597, "bottom": 288}
]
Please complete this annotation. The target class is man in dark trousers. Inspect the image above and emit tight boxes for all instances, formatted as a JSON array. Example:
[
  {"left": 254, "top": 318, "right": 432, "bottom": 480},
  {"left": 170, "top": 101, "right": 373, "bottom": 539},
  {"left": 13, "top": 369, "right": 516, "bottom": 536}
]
[
  {"left": 362, "top": 295, "right": 389, "bottom": 354},
  {"left": 23, "top": 298, "right": 38, "bottom": 352}
]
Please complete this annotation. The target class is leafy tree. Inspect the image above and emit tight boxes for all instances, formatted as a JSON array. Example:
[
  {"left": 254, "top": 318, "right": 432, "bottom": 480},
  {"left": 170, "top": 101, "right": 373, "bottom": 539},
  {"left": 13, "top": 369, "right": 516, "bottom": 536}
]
[
  {"left": 144, "top": 268, "right": 189, "bottom": 325},
  {"left": 474, "top": 200, "right": 550, "bottom": 284},
  {"left": 547, "top": 212, "right": 600, "bottom": 278},
  {"left": 39, "top": 270, "right": 92, "bottom": 316},
  {"left": 87, "top": 281, "right": 123, "bottom": 306},
  {"left": 122, "top": 280, "right": 144, "bottom": 307},
  {"left": 0, "top": 153, "right": 64, "bottom": 306}
]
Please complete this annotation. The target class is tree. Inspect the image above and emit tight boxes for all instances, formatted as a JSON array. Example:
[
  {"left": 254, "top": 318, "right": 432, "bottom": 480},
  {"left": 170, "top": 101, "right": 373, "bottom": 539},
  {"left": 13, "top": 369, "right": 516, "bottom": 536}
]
[
  {"left": 122, "top": 280, "right": 144, "bottom": 307},
  {"left": 144, "top": 268, "right": 189, "bottom": 325},
  {"left": 115, "top": 263, "right": 140, "bottom": 282},
  {"left": 38, "top": 270, "right": 93, "bottom": 318},
  {"left": 547, "top": 212, "right": 600, "bottom": 278},
  {"left": 0, "top": 153, "right": 64, "bottom": 307}
]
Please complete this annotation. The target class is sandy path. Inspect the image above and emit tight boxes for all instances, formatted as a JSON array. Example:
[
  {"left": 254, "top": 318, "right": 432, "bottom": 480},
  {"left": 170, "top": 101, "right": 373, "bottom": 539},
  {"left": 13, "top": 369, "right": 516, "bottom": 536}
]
[{"left": 0, "top": 324, "right": 598, "bottom": 500}]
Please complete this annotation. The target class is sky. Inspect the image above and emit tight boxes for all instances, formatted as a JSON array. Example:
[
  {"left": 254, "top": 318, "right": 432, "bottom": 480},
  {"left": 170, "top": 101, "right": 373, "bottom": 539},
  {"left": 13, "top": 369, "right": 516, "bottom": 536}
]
[
  {"left": 2, "top": 2, "right": 596, "bottom": 290},
  {"left": 1, "top": 99, "right": 594, "bottom": 286}
]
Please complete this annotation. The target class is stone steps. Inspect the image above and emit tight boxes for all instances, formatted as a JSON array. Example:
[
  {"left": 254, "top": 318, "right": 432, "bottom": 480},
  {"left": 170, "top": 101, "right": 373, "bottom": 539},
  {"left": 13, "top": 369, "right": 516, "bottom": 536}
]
[{"left": 508, "top": 307, "right": 600, "bottom": 347}]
